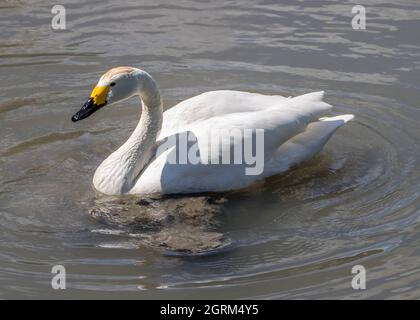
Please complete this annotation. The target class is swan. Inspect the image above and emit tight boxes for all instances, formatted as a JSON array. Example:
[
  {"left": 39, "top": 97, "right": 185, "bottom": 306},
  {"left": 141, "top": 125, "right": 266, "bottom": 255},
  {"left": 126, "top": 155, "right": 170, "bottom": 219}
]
[{"left": 71, "top": 66, "right": 354, "bottom": 195}]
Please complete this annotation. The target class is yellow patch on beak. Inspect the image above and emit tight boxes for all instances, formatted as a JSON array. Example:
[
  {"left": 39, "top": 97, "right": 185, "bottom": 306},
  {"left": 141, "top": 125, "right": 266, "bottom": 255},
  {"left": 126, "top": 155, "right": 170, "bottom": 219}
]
[{"left": 90, "top": 85, "right": 110, "bottom": 106}]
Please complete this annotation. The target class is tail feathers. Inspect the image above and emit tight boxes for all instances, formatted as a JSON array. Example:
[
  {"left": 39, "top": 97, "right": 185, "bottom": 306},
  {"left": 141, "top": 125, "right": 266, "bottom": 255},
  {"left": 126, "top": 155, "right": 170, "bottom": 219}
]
[
  {"left": 284, "top": 91, "right": 332, "bottom": 124},
  {"left": 284, "top": 91, "right": 325, "bottom": 101},
  {"left": 319, "top": 114, "right": 354, "bottom": 123},
  {"left": 264, "top": 113, "right": 354, "bottom": 176},
  {"left": 294, "top": 90, "right": 325, "bottom": 102}
]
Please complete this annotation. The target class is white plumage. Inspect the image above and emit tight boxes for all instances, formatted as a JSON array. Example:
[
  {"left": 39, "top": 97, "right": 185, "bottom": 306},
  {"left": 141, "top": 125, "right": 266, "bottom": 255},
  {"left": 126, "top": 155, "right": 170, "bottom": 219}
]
[
  {"left": 132, "top": 90, "right": 353, "bottom": 194},
  {"left": 74, "top": 67, "right": 353, "bottom": 195}
]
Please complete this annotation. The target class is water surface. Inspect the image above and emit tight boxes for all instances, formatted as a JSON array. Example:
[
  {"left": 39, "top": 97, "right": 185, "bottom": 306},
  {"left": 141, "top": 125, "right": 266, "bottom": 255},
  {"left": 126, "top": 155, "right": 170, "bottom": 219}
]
[{"left": 0, "top": 0, "right": 419, "bottom": 299}]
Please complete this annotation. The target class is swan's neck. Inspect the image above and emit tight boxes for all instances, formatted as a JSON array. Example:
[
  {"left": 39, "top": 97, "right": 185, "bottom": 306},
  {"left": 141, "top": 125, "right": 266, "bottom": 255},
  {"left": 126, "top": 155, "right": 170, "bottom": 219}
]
[{"left": 93, "top": 72, "right": 163, "bottom": 195}]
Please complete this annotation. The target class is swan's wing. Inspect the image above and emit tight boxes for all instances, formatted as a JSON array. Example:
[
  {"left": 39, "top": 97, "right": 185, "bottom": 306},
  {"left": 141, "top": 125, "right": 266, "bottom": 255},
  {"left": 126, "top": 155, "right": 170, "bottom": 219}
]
[
  {"left": 160, "top": 90, "right": 289, "bottom": 138},
  {"left": 191, "top": 93, "right": 330, "bottom": 161},
  {"left": 264, "top": 114, "right": 354, "bottom": 176},
  {"left": 170, "top": 91, "right": 332, "bottom": 159},
  {"left": 132, "top": 91, "right": 335, "bottom": 194}
]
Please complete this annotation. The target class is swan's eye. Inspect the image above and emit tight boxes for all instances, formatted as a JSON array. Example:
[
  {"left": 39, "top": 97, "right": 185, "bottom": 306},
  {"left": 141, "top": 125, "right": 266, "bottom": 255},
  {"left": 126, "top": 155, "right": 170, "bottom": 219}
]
[{"left": 110, "top": 82, "right": 116, "bottom": 87}]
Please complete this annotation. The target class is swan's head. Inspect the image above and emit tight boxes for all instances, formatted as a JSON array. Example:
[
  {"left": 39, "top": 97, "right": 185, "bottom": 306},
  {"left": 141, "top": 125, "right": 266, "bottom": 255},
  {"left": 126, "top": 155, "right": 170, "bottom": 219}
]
[{"left": 72, "top": 66, "right": 139, "bottom": 122}]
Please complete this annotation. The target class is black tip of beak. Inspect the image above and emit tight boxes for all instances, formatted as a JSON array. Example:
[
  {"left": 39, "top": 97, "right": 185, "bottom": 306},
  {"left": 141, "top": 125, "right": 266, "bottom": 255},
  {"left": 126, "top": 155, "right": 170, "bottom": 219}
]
[{"left": 72, "top": 98, "right": 104, "bottom": 122}]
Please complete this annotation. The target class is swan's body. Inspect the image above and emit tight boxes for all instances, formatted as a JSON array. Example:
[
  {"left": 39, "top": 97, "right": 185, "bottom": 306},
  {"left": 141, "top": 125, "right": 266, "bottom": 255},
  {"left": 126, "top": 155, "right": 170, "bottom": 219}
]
[{"left": 72, "top": 67, "right": 353, "bottom": 195}]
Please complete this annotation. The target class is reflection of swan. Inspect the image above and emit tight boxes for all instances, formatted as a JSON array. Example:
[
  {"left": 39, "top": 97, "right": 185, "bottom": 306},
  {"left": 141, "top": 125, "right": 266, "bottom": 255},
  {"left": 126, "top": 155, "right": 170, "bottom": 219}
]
[{"left": 72, "top": 67, "right": 353, "bottom": 195}]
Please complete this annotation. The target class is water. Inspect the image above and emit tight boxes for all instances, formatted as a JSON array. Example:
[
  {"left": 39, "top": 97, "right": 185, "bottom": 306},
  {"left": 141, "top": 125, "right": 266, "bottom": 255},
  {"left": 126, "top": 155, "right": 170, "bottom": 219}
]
[{"left": 0, "top": 0, "right": 419, "bottom": 299}]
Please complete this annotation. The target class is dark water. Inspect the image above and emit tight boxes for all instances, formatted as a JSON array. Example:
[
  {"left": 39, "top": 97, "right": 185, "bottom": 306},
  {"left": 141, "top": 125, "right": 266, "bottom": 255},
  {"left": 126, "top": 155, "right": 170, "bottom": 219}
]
[{"left": 0, "top": 0, "right": 419, "bottom": 299}]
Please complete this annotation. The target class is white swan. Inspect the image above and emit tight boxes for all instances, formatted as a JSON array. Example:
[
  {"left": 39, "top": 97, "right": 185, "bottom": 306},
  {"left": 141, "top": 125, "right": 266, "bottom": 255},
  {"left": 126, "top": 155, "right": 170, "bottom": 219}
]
[{"left": 72, "top": 67, "right": 354, "bottom": 195}]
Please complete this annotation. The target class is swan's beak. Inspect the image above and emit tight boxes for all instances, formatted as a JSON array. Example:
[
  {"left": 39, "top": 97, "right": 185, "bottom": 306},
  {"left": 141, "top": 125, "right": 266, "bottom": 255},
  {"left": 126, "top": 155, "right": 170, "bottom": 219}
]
[
  {"left": 71, "top": 85, "right": 110, "bottom": 122},
  {"left": 71, "top": 98, "right": 105, "bottom": 122}
]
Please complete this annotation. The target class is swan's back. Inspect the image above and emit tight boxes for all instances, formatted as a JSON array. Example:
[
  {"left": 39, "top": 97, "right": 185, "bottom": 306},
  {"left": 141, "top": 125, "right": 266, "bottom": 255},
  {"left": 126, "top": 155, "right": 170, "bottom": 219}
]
[{"left": 160, "top": 90, "right": 289, "bottom": 138}]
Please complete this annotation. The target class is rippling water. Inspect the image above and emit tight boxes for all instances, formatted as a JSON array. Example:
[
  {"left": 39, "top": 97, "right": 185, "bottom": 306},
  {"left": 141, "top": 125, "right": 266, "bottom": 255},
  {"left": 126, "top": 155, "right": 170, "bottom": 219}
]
[{"left": 0, "top": 0, "right": 419, "bottom": 299}]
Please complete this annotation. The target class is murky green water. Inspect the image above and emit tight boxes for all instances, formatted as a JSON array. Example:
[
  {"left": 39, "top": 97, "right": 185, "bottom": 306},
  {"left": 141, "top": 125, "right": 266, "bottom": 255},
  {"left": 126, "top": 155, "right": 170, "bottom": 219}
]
[{"left": 0, "top": 0, "right": 419, "bottom": 299}]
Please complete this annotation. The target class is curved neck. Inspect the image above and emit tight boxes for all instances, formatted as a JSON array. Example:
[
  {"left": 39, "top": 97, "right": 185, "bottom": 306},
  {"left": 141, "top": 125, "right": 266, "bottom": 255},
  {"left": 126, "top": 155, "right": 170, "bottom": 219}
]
[{"left": 93, "top": 71, "right": 163, "bottom": 195}]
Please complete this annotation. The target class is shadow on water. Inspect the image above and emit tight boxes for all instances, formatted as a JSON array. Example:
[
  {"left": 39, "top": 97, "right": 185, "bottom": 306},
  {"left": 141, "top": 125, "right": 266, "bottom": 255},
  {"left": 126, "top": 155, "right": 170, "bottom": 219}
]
[{"left": 89, "top": 193, "right": 228, "bottom": 253}]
